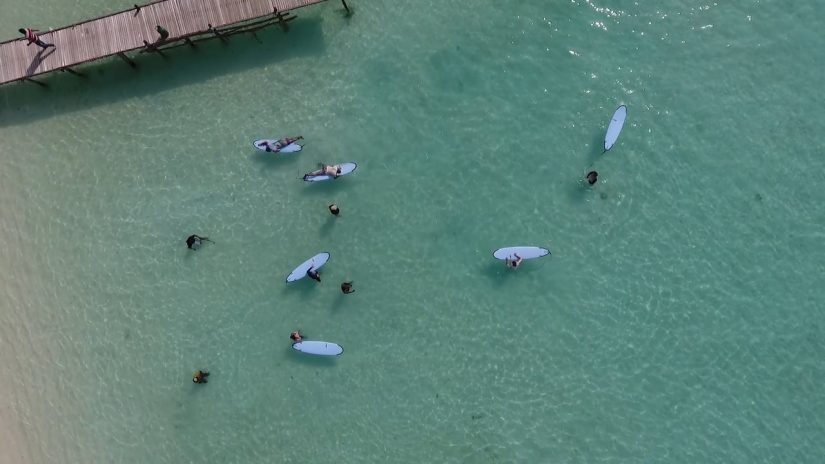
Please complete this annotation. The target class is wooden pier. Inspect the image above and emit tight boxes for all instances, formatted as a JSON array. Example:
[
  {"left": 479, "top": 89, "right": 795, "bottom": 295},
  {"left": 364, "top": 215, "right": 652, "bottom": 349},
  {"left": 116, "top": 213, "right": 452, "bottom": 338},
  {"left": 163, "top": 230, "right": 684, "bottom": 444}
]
[{"left": 0, "top": 0, "right": 329, "bottom": 86}]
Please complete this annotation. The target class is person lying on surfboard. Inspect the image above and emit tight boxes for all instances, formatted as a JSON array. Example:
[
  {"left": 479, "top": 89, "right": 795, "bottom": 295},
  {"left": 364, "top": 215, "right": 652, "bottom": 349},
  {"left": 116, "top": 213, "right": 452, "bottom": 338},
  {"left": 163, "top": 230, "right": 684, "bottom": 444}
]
[
  {"left": 505, "top": 254, "right": 523, "bottom": 269},
  {"left": 262, "top": 136, "right": 303, "bottom": 152},
  {"left": 304, "top": 163, "right": 342, "bottom": 180}
]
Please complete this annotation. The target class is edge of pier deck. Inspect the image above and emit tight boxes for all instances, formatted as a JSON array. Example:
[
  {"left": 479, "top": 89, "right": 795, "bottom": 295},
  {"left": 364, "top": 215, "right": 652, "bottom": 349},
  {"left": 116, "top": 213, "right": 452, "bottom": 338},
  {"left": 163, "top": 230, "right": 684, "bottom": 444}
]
[{"left": 0, "top": 0, "right": 328, "bottom": 86}]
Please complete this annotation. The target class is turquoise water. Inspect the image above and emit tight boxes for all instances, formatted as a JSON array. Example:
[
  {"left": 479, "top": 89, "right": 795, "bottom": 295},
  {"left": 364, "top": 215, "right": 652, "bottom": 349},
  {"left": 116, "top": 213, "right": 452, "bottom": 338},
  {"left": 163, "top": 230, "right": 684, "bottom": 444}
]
[{"left": 2, "top": 0, "right": 825, "bottom": 462}]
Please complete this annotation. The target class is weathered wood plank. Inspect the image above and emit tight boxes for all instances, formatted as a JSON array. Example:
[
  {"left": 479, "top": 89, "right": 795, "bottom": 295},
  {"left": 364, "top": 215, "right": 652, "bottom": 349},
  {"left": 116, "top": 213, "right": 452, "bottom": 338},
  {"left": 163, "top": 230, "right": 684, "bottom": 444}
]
[{"left": 0, "top": 0, "right": 327, "bottom": 85}]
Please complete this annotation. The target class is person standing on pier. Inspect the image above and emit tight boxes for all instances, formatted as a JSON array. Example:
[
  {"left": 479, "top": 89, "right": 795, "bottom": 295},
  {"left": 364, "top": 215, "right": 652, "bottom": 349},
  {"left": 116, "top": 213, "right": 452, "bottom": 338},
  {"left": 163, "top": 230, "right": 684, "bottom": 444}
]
[
  {"left": 156, "top": 25, "right": 169, "bottom": 42},
  {"left": 19, "top": 28, "right": 55, "bottom": 50}
]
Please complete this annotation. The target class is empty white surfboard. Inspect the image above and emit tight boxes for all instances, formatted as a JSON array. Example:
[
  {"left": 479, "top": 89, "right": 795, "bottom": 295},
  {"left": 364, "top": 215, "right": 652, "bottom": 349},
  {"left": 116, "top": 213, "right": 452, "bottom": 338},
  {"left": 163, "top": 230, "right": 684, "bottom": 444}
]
[
  {"left": 292, "top": 341, "right": 343, "bottom": 356},
  {"left": 604, "top": 105, "right": 627, "bottom": 152},
  {"left": 493, "top": 246, "right": 550, "bottom": 260}
]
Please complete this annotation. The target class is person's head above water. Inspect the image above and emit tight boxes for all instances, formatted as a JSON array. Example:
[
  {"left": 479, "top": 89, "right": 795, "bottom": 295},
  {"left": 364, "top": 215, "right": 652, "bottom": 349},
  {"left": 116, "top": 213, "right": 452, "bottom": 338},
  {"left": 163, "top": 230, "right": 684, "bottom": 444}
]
[
  {"left": 586, "top": 171, "right": 598, "bottom": 185},
  {"left": 186, "top": 235, "right": 201, "bottom": 249},
  {"left": 192, "top": 370, "right": 209, "bottom": 383},
  {"left": 329, "top": 204, "right": 340, "bottom": 215}
]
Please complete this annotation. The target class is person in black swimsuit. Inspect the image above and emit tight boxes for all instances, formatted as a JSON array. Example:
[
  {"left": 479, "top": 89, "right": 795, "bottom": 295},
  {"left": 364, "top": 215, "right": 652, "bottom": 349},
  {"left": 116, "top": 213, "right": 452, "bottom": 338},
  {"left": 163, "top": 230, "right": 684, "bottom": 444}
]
[
  {"left": 186, "top": 234, "right": 212, "bottom": 250},
  {"left": 586, "top": 171, "right": 598, "bottom": 186}
]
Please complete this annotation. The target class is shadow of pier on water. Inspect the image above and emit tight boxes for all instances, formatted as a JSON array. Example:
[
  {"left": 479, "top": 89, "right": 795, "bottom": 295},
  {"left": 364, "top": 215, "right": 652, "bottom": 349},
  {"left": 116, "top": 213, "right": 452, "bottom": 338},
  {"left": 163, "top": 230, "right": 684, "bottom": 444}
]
[{"left": 0, "top": 18, "right": 326, "bottom": 128}]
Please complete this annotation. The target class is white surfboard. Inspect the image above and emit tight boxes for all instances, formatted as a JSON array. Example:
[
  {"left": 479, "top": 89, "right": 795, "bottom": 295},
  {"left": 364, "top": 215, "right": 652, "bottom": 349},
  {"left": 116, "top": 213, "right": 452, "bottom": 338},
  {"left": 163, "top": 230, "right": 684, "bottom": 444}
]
[
  {"left": 493, "top": 246, "right": 550, "bottom": 260},
  {"left": 286, "top": 252, "right": 330, "bottom": 283},
  {"left": 253, "top": 139, "right": 303, "bottom": 153},
  {"left": 303, "top": 162, "right": 357, "bottom": 182},
  {"left": 604, "top": 105, "right": 627, "bottom": 151},
  {"left": 292, "top": 341, "right": 343, "bottom": 356}
]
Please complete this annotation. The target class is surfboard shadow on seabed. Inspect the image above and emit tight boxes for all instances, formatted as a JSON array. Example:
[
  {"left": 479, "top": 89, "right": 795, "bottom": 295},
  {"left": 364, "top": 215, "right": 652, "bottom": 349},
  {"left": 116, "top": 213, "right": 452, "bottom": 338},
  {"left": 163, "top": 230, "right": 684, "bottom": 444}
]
[
  {"left": 299, "top": 178, "right": 352, "bottom": 196},
  {"left": 586, "top": 132, "right": 605, "bottom": 165},
  {"left": 567, "top": 178, "right": 595, "bottom": 203},
  {"left": 281, "top": 278, "right": 322, "bottom": 301},
  {"left": 330, "top": 291, "right": 352, "bottom": 312},
  {"left": 319, "top": 215, "right": 337, "bottom": 237}
]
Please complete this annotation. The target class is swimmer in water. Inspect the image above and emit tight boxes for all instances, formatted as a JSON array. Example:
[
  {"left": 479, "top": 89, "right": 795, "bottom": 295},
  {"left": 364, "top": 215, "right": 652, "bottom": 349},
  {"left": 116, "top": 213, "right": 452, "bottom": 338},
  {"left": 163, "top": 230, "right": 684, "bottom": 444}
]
[
  {"left": 586, "top": 171, "right": 598, "bottom": 186},
  {"left": 505, "top": 254, "right": 523, "bottom": 269},
  {"left": 306, "top": 267, "right": 321, "bottom": 282},
  {"left": 186, "top": 234, "right": 213, "bottom": 250},
  {"left": 192, "top": 370, "right": 210, "bottom": 384}
]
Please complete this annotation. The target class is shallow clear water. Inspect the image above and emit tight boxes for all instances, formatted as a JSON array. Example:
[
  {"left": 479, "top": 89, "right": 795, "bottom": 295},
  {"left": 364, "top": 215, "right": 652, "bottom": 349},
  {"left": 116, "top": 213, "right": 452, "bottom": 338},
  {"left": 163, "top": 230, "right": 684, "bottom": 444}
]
[{"left": 2, "top": 0, "right": 825, "bottom": 462}]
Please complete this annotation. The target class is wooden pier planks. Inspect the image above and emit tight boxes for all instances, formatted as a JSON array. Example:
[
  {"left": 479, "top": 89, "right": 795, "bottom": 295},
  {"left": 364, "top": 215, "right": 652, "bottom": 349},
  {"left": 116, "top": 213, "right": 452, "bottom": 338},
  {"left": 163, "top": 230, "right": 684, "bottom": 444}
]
[{"left": 0, "top": 0, "right": 325, "bottom": 85}]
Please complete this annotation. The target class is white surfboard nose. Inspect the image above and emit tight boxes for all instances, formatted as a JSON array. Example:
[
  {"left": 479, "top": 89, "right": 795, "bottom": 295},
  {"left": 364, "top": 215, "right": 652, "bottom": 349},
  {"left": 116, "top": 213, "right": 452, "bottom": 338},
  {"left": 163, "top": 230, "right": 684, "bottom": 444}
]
[{"left": 604, "top": 105, "right": 627, "bottom": 151}]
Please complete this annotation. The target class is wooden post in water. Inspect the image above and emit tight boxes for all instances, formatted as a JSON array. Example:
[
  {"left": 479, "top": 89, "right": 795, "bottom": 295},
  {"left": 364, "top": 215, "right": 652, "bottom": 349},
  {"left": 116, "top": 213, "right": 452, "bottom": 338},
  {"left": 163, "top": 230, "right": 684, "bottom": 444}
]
[
  {"left": 61, "top": 67, "right": 85, "bottom": 77},
  {"left": 143, "top": 40, "right": 166, "bottom": 57},
  {"left": 117, "top": 52, "right": 137, "bottom": 68},
  {"left": 24, "top": 77, "right": 47, "bottom": 87},
  {"left": 274, "top": 8, "right": 289, "bottom": 32},
  {"left": 208, "top": 24, "right": 229, "bottom": 43}
]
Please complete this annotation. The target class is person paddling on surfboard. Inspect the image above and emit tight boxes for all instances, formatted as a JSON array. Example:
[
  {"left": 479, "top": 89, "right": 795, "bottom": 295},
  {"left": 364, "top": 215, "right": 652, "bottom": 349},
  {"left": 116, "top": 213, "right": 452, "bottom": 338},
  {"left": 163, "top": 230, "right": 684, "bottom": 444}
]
[
  {"left": 186, "top": 234, "right": 213, "bottom": 250},
  {"left": 306, "top": 267, "right": 321, "bottom": 282},
  {"left": 505, "top": 254, "right": 523, "bottom": 269},
  {"left": 262, "top": 136, "right": 302, "bottom": 153},
  {"left": 304, "top": 163, "right": 341, "bottom": 180}
]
